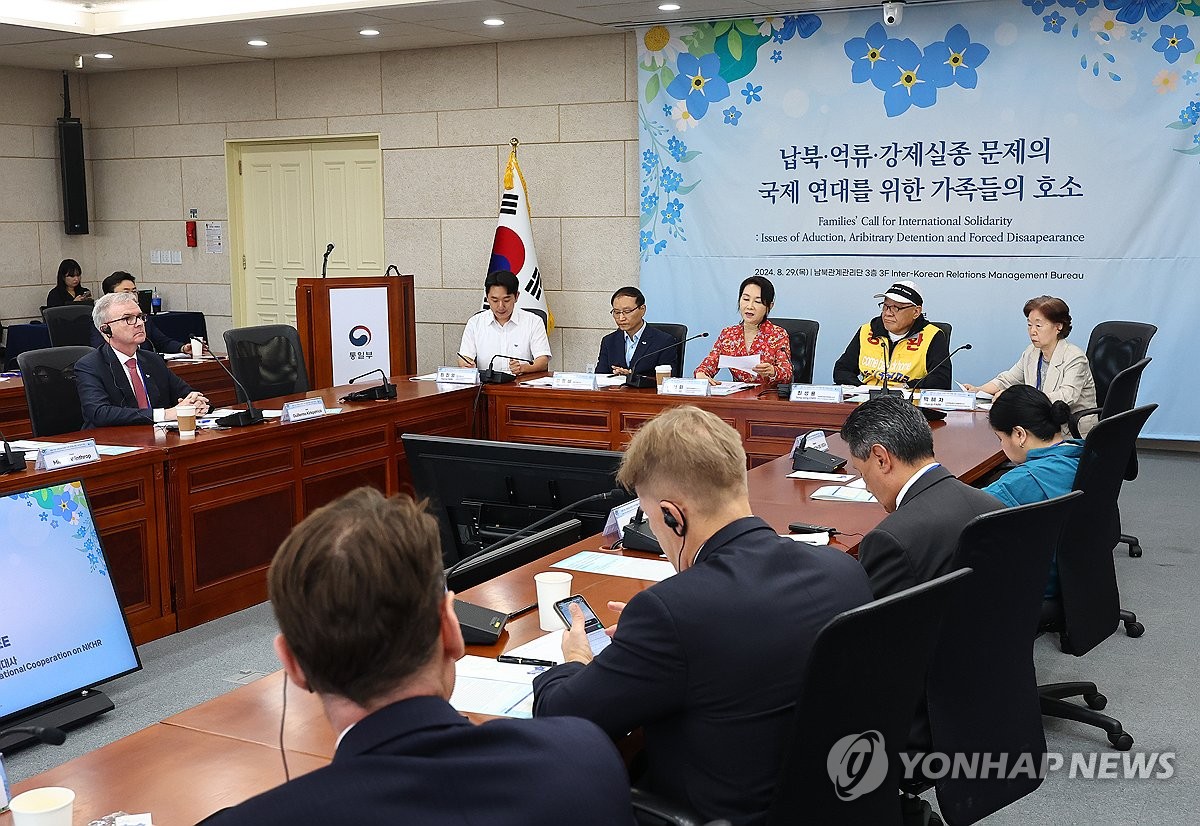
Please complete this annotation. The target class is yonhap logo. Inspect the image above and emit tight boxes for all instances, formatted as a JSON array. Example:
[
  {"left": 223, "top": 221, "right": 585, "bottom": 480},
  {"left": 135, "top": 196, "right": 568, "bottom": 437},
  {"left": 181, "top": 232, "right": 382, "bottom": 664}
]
[
  {"left": 827, "top": 730, "right": 889, "bottom": 801},
  {"left": 348, "top": 325, "right": 371, "bottom": 347}
]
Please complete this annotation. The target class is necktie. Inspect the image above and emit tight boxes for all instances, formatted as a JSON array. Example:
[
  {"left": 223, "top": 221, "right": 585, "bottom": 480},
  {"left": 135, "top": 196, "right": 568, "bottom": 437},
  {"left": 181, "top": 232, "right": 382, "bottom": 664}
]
[{"left": 125, "top": 357, "right": 151, "bottom": 410}]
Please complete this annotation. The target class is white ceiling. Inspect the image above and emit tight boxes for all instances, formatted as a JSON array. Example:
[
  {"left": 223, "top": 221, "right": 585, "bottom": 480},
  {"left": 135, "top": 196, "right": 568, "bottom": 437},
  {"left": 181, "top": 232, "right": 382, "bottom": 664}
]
[{"left": 0, "top": 0, "right": 892, "bottom": 72}]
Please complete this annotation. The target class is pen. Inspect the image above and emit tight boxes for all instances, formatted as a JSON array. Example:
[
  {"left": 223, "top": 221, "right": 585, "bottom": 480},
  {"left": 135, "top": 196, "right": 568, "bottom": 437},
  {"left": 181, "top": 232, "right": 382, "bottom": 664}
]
[
  {"left": 456, "top": 352, "right": 475, "bottom": 365},
  {"left": 497, "top": 655, "right": 556, "bottom": 667},
  {"left": 507, "top": 602, "right": 537, "bottom": 619}
]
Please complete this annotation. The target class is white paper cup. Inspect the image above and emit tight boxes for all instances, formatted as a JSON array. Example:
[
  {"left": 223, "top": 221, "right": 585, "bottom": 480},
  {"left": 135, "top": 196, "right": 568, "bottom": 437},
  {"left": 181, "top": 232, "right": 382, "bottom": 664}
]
[
  {"left": 655, "top": 365, "right": 672, "bottom": 385},
  {"left": 9, "top": 787, "right": 74, "bottom": 826},
  {"left": 176, "top": 403, "right": 197, "bottom": 437},
  {"left": 534, "top": 571, "right": 573, "bottom": 631},
  {"left": 190, "top": 337, "right": 205, "bottom": 359}
]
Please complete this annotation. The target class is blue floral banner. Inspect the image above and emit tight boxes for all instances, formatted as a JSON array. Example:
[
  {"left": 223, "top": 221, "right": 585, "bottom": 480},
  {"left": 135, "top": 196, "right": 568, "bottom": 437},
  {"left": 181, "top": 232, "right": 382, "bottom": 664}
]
[{"left": 638, "top": 1, "right": 1195, "bottom": 439}]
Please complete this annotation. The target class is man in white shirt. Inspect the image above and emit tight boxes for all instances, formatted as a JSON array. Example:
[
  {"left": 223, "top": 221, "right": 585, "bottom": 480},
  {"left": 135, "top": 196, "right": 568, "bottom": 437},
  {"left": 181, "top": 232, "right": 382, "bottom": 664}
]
[{"left": 456, "top": 270, "right": 551, "bottom": 377}]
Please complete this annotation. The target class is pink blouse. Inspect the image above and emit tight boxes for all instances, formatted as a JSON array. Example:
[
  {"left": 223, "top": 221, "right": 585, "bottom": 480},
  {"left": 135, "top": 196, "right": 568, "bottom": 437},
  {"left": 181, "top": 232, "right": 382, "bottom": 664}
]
[{"left": 695, "top": 320, "right": 793, "bottom": 384}]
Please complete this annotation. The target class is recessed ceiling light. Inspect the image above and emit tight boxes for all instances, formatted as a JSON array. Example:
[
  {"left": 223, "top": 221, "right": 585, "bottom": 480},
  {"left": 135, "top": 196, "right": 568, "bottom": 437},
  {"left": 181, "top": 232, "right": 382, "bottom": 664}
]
[
  {"left": 483, "top": 18, "right": 504, "bottom": 26},
  {"left": 93, "top": 52, "right": 114, "bottom": 59},
  {"left": 659, "top": 3, "right": 682, "bottom": 10},
  {"left": 359, "top": 28, "right": 379, "bottom": 36},
  {"left": 247, "top": 39, "right": 268, "bottom": 47}
]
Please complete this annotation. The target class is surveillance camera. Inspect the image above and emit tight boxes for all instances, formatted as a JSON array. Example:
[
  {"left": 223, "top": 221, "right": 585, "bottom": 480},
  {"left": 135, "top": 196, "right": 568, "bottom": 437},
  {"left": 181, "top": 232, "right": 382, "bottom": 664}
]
[{"left": 883, "top": 1, "right": 904, "bottom": 26}]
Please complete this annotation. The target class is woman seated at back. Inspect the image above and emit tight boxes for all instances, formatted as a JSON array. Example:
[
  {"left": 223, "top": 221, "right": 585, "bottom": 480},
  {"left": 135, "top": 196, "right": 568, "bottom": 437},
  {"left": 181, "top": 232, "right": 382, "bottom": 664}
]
[
  {"left": 983, "top": 384, "right": 1084, "bottom": 598},
  {"left": 45, "top": 258, "right": 93, "bottom": 307},
  {"left": 694, "top": 275, "right": 792, "bottom": 385}
]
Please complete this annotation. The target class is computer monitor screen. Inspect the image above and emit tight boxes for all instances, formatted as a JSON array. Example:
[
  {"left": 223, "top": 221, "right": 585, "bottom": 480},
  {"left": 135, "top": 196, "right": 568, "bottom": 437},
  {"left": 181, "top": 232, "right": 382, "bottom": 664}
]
[
  {"left": 402, "top": 434, "right": 630, "bottom": 565},
  {"left": 137, "top": 289, "right": 153, "bottom": 316},
  {"left": 0, "top": 480, "right": 142, "bottom": 729}
]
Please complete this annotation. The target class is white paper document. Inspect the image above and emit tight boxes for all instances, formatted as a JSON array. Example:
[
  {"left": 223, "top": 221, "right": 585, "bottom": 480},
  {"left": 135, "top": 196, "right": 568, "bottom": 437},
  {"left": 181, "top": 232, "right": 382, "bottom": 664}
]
[
  {"left": 811, "top": 485, "right": 878, "bottom": 504},
  {"left": 718, "top": 354, "right": 762, "bottom": 374},
  {"left": 708, "top": 381, "right": 754, "bottom": 396},
  {"left": 449, "top": 656, "right": 540, "bottom": 718},
  {"left": 786, "top": 470, "right": 857, "bottom": 482},
  {"left": 554, "top": 550, "right": 676, "bottom": 582},
  {"left": 410, "top": 372, "right": 440, "bottom": 381},
  {"left": 956, "top": 382, "right": 993, "bottom": 400},
  {"left": 784, "top": 532, "right": 831, "bottom": 545},
  {"left": 596, "top": 374, "right": 628, "bottom": 387},
  {"left": 518, "top": 376, "right": 556, "bottom": 387},
  {"left": 505, "top": 632, "right": 568, "bottom": 665}
]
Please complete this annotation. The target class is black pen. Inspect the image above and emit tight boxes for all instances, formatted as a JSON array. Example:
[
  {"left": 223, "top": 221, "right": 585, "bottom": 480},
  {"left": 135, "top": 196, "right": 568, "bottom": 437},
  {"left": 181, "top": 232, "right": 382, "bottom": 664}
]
[
  {"left": 507, "top": 602, "right": 537, "bottom": 619},
  {"left": 497, "top": 655, "right": 556, "bottom": 667},
  {"left": 456, "top": 352, "right": 475, "bottom": 366}
]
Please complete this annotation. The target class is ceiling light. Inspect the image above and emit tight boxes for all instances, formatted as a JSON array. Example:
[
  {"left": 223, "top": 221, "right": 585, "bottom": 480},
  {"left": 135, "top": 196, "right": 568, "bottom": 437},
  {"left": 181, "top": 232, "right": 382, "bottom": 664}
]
[
  {"left": 658, "top": 3, "right": 682, "bottom": 10},
  {"left": 94, "top": 52, "right": 114, "bottom": 59},
  {"left": 359, "top": 28, "right": 379, "bottom": 36},
  {"left": 247, "top": 39, "right": 268, "bottom": 47},
  {"left": 483, "top": 18, "right": 504, "bottom": 26}
]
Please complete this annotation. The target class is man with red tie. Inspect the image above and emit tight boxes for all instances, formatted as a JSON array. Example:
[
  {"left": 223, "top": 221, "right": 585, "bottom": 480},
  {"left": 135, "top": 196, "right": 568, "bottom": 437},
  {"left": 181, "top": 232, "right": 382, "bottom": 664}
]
[{"left": 75, "top": 292, "right": 209, "bottom": 430}]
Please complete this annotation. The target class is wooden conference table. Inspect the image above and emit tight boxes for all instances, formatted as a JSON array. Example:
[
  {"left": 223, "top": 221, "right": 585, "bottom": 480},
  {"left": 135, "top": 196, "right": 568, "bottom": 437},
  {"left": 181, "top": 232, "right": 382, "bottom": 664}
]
[{"left": 2, "top": 413, "right": 1004, "bottom": 825}]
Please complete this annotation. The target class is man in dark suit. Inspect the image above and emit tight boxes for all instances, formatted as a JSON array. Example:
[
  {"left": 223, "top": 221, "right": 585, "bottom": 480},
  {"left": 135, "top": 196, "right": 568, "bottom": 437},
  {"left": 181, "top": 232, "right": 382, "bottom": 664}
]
[
  {"left": 204, "top": 488, "right": 633, "bottom": 826},
  {"left": 76, "top": 292, "right": 209, "bottom": 429},
  {"left": 595, "top": 286, "right": 681, "bottom": 377},
  {"left": 533, "top": 405, "right": 873, "bottom": 825},
  {"left": 839, "top": 397, "right": 1002, "bottom": 599},
  {"left": 87, "top": 271, "right": 192, "bottom": 354}
]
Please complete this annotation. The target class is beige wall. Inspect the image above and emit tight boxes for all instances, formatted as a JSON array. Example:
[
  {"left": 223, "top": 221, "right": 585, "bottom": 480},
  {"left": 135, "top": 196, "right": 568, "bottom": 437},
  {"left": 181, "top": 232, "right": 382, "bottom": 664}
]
[{"left": 0, "top": 34, "right": 642, "bottom": 373}]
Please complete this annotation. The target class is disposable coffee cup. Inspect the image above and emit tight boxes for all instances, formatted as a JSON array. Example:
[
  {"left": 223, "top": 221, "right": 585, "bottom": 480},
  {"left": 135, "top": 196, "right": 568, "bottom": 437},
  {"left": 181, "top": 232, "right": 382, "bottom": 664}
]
[
  {"left": 655, "top": 365, "right": 672, "bottom": 385},
  {"left": 534, "top": 571, "right": 573, "bottom": 631},
  {"left": 9, "top": 787, "right": 74, "bottom": 826},
  {"left": 176, "top": 403, "right": 197, "bottom": 437},
  {"left": 190, "top": 337, "right": 205, "bottom": 360}
]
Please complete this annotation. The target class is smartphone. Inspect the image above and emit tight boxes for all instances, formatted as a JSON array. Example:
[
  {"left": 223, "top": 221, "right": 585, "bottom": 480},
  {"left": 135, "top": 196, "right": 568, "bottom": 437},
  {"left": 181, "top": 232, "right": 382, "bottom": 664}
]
[{"left": 553, "top": 594, "right": 611, "bottom": 656}]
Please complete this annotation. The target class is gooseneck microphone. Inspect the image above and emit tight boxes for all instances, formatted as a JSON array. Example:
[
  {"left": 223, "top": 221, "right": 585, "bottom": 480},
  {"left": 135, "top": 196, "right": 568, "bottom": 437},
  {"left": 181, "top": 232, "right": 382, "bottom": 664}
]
[
  {"left": 479, "top": 354, "right": 533, "bottom": 385},
  {"left": 341, "top": 368, "right": 397, "bottom": 402},
  {"left": 870, "top": 336, "right": 903, "bottom": 399},
  {"left": 0, "top": 725, "right": 67, "bottom": 746},
  {"left": 321, "top": 243, "right": 335, "bottom": 278},
  {"left": 909, "top": 343, "right": 973, "bottom": 391},
  {"left": 201, "top": 342, "right": 265, "bottom": 428},
  {"left": 625, "top": 331, "right": 710, "bottom": 389},
  {"left": 0, "top": 427, "right": 28, "bottom": 475}
]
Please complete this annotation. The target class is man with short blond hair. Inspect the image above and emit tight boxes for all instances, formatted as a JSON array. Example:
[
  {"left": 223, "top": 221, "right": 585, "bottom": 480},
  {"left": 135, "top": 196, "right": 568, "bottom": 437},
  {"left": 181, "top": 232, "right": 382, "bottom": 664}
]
[{"left": 534, "top": 405, "right": 872, "bottom": 825}]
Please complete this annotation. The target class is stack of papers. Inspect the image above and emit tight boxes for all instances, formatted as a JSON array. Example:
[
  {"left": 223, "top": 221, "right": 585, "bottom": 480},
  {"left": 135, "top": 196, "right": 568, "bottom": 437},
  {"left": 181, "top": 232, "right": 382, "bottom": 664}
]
[
  {"left": 449, "top": 656, "right": 540, "bottom": 718},
  {"left": 554, "top": 550, "right": 675, "bottom": 582},
  {"left": 708, "top": 381, "right": 755, "bottom": 396},
  {"left": 811, "top": 477, "right": 878, "bottom": 504}
]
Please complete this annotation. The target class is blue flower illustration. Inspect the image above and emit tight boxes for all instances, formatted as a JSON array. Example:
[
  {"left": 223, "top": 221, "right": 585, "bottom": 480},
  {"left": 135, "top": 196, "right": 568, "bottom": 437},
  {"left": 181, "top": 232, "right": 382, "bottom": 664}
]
[
  {"left": 661, "top": 167, "right": 684, "bottom": 193},
  {"left": 1153, "top": 24, "right": 1194, "bottom": 64},
  {"left": 1103, "top": 0, "right": 1174, "bottom": 25},
  {"left": 1044, "top": 12, "right": 1067, "bottom": 33},
  {"left": 1130, "top": 26, "right": 1147, "bottom": 41},
  {"left": 1193, "top": 132, "right": 1200, "bottom": 145},
  {"left": 1185, "top": 70, "right": 1199, "bottom": 84},
  {"left": 1024, "top": 0, "right": 1052, "bottom": 14},
  {"left": 85, "top": 538, "right": 95, "bottom": 551},
  {"left": 39, "top": 511, "right": 48, "bottom": 522},
  {"left": 741, "top": 82, "right": 763, "bottom": 104},
  {"left": 53, "top": 490, "right": 78, "bottom": 517},
  {"left": 660, "top": 198, "right": 684, "bottom": 225},
  {"left": 771, "top": 50, "right": 783, "bottom": 63},
  {"left": 778, "top": 14, "right": 821, "bottom": 41},
  {"left": 1061, "top": 0, "right": 1099, "bottom": 14},
  {"left": 662, "top": 104, "right": 673, "bottom": 117},
  {"left": 640, "top": 231, "right": 654, "bottom": 251},
  {"left": 845, "top": 22, "right": 895, "bottom": 86},
  {"left": 50, "top": 520, "right": 58, "bottom": 528},
  {"left": 641, "top": 186, "right": 660, "bottom": 212},
  {"left": 641, "top": 149, "right": 658, "bottom": 174},
  {"left": 772, "top": 30, "right": 786, "bottom": 44},
  {"left": 923, "top": 24, "right": 990, "bottom": 89},
  {"left": 875, "top": 38, "right": 938, "bottom": 116},
  {"left": 723, "top": 105, "right": 742, "bottom": 125},
  {"left": 665, "top": 53, "right": 730, "bottom": 120},
  {"left": 667, "top": 136, "right": 687, "bottom": 161},
  {"left": 653, "top": 240, "right": 668, "bottom": 254}
]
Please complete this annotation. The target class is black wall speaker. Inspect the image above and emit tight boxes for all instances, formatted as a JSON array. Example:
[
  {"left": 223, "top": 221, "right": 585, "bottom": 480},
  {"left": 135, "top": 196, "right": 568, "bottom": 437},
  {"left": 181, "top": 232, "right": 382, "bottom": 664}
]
[{"left": 57, "top": 117, "right": 88, "bottom": 235}]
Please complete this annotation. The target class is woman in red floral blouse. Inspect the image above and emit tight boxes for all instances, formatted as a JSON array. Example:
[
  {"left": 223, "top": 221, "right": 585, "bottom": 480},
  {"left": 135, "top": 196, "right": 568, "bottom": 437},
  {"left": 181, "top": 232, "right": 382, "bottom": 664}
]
[{"left": 695, "top": 276, "right": 792, "bottom": 385}]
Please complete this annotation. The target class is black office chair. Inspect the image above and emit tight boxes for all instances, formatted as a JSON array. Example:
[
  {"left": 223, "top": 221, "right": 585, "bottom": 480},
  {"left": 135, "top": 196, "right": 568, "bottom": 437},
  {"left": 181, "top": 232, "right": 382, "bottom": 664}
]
[
  {"left": 904, "top": 492, "right": 1082, "bottom": 825},
  {"left": 222, "top": 324, "right": 309, "bottom": 403},
  {"left": 770, "top": 318, "right": 818, "bottom": 385},
  {"left": 1085, "top": 321, "right": 1157, "bottom": 410},
  {"left": 926, "top": 321, "right": 953, "bottom": 385},
  {"left": 1039, "top": 404, "right": 1157, "bottom": 750},
  {"left": 153, "top": 311, "right": 209, "bottom": 344},
  {"left": 42, "top": 305, "right": 96, "bottom": 347},
  {"left": 522, "top": 307, "right": 548, "bottom": 329},
  {"left": 16, "top": 346, "right": 93, "bottom": 436},
  {"left": 647, "top": 322, "right": 688, "bottom": 378}
]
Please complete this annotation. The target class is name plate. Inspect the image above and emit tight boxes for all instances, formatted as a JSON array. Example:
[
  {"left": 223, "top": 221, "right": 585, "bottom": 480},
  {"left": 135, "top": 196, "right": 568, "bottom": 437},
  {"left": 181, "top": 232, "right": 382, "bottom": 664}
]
[
  {"left": 281, "top": 398, "right": 327, "bottom": 423},
  {"left": 918, "top": 390, "right": 977, "bottom": 411},
  {"left": 436, "top": 366, "right": 481, "bottom": 385},
  {"left": 660, "top": 378, "right": 710, "bottom": 397},
  {"left": 35, "top": 439, "right": 101, "bottom": 470},
  {"left": 789, "top": 384, "right": 844, "bottom": 404},
  {"left": 551, "top": 372, "right": 599, "bottom": 390}
]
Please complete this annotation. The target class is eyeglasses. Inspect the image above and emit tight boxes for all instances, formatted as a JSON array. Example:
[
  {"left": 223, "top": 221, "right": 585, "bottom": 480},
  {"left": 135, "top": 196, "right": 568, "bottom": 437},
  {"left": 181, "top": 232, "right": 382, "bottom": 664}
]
[
  {"left": 879, "top": 302, "right": 916, "bottom": 314},
  {"left": 106, "top": 312, "right": 148, "bottom": 326},
  {"left": 611, "top": 306, "right": 644, "bottom": 317}
]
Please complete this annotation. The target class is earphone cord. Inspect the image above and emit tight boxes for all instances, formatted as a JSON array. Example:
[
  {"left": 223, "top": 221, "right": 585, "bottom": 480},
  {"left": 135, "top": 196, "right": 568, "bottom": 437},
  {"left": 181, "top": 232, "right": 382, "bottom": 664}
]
[{"left": 279, "top": 673, "right": 291, "bottom": 782}]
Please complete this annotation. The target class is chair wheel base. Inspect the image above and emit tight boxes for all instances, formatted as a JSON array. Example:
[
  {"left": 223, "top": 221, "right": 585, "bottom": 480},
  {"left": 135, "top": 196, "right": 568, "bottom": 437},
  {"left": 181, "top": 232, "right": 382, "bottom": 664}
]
[
  {"left": 1128, "top": 545, "right": 1142, "bottom": 558},
  {"left": 1084, "top": 691, "right": 1107, "bottom": 710},
  {"left": 1109, "top": 731, "right": 1134, "bottom": 750},
  {"left": 1124, "top": 620, "right": 1145, "bottom": 637}
]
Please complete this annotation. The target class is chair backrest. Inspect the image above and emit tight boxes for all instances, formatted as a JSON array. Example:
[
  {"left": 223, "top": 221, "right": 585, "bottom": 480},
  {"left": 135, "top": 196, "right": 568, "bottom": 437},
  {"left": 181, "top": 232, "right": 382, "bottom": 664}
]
[
  {"left": 926, "top": 492, "right": 1083, "bottom": 824},
  {"left": 1099, "top": 357, "right": 1151, "bottom": 420},
  {"left": 42, "top": 305, "right": 96, "bottom": 347},
  {"left": 1058, "top": 404, "right": 1157, "bottom": 655},
  {"left": 16, "top": 346, "right": 93, "bottom": 436},
  {"left": 927, "top": 321, "right": 953, "bottom": 384},
  {"left": 137, "top": 289, "right": 154, "bottom": 316},
  {"left": 769, "top": 318, "right": 818, "bottom": 384},
  {"left": 766, "top": 568, "right": 972, "bottom": 826},
  {"left": 222, "top": 324, "right": 309, "bottom": 403},
  {"left": 522, "top": 307, "right": 548, "bottom": 329},
  {"left": 1085, "top": 321, "right": 1157, "bottom": 407},
  {"left": 153, "top": 311, "right": 209, "bottom": 344},
  {"left": 647, "top": 322, "right": 688, "bottom": 377}
]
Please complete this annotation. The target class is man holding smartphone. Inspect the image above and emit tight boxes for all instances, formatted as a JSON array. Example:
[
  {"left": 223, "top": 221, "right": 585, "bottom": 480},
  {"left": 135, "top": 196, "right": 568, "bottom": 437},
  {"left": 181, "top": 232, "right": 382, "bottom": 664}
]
[{"left": 533, "top": 406, "right": 873, "bottom": 825}]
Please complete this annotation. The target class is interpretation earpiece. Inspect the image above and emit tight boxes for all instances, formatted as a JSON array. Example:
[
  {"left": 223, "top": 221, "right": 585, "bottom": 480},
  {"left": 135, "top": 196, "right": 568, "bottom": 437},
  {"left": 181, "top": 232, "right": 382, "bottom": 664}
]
[
  {"left": 661, "top": 506, "right": 686, "bottom": 537},
  {"left": 100, "top": 325, "right": 112, "bottom": 336}
]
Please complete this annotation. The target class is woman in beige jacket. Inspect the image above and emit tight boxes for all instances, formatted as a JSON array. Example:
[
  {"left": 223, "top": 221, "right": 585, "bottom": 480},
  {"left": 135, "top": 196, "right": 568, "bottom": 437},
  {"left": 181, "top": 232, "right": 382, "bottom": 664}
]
[{"left": 963, "top": 295, "right": 1097, "bottom": 435}]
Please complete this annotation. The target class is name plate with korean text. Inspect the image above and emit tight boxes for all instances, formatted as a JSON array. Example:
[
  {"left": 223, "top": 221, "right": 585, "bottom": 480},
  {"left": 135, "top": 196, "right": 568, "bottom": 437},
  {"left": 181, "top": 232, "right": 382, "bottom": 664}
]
[
  {"left": 918, "top": 390, "right": 977, "bottom": 411},
  {"left": 789, "top": 384, "right": 844, "bottom": 404},
  {"left": 436, "top": 366, "right": 481, "bottom": 385},
  {"left": 660, "top": 378, "right": 710, "bottom": 397},
  {"left": 551, "top": 372, "right": 599, "bottom": 390}
]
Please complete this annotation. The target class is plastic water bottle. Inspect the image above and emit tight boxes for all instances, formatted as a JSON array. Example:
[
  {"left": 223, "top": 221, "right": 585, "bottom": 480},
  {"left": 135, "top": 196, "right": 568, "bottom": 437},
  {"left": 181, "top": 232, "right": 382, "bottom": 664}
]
[{"left": 151, "top": 287, "right": 162, "bottom": 315}]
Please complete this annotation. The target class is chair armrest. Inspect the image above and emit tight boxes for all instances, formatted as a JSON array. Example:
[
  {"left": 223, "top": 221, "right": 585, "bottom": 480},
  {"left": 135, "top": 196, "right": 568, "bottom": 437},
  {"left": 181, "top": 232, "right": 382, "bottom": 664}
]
[
  {"left": 631, "top": 788, "right": 729, "bottom": 826},
  {"left": 1068, "top": 406, "right": 1101, "bottom": 439}
]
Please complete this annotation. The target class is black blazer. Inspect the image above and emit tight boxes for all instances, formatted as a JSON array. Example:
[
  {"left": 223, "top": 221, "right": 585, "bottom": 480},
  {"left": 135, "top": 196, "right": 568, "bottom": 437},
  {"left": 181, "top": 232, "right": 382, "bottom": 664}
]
[
  {"left": 202, "top": 696, "right": 634, "bottom": 826},
  {"left": 858, "top": 465, "right": 1002, "bottom": 600},
  {"left": 595, "top": 323, "right": 681, "bottom": 377},
  {"left": 45, "top": 285, "right": 92, "bottom": 308},
  {"left": 533, "top": 517, "right": 873, "bottom": 825},
  {"left": 89, "top": 318, "right": 182, "bottom": 353},
  {"left": 75, "top": 344, "right": 195, "bottom": 429}
]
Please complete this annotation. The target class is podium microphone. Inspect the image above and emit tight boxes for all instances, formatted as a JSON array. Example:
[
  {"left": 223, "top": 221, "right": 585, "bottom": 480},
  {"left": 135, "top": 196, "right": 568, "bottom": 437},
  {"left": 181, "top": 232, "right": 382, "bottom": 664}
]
[
  {"left": 201, "top": 342, "right": 265, "bottom": 428},
  {"left": 341, "top": 368, "right": 397, "bottom": 401},
  {"left": 625, "top": 331, "right": 710, "bottom": 389},
  {"left": 321, "top": 243, "right": 334, "bottom": 278}
]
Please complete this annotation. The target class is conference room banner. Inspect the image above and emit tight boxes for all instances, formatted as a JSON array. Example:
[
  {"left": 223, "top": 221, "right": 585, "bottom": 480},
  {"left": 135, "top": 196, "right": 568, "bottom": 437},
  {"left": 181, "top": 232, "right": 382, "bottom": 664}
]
[{"left": 638, "top": 1, "right": 1193, "bottom": 439}]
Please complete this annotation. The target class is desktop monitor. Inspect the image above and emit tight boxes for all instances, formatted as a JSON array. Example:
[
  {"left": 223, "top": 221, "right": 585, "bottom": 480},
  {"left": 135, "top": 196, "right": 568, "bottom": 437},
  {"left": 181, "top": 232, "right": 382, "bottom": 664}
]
[
  {"left": 401, "top": 434, "right": 630, "bottom": 565},
  {"left": 137, "top": 289, "right": 153, "bottom": 316},
  {"left": 0, "top": 480, "right": 141, "bottom": 750}
]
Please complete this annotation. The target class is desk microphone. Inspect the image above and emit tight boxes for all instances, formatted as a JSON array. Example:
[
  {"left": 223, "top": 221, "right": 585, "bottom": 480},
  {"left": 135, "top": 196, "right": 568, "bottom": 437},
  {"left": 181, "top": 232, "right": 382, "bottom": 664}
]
[
  {"left": 0, "top": 427, "right": 27, "bottom": 475},
  {"left": 625, "top": 331, "right": 709, "bottom": 389},
  {"left": 0, "top": 725, "right": 67, "bottom": 746},
  {"left": 479, "top": 354, "right": 533, "bottom": 385},
  {"left": 341, "top": 368, "right": 397, "bottom": 401},
  {"left": 906, "top": 343, "right": 972, "bottom": 422},
  {"left": 870, "top": 336, "right": 903, "bottom": 399},
  {"left": 321, "top": 243, "right": 334, "bottom": 278},
  {"left": 201, "top": 342, "right": 265, "bottom": 428},
  {"left": 909, "top": 343, "right": 972, "bottom": 391}
]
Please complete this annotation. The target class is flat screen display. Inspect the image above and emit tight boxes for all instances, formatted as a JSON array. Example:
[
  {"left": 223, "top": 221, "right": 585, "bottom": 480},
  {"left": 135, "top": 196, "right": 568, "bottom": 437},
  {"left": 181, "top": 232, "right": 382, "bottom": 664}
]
[{"left": 0, "top": 480, "right": 141, "bottom": 726}]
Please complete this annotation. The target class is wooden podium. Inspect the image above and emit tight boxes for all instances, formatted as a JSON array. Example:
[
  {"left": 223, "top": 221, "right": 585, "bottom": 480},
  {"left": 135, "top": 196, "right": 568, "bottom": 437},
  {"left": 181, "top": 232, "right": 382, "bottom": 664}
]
[{"left": 296, "top": 274, "right": 416, "bottom": 389}]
